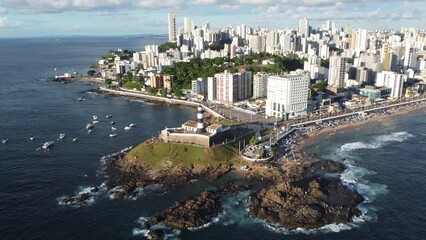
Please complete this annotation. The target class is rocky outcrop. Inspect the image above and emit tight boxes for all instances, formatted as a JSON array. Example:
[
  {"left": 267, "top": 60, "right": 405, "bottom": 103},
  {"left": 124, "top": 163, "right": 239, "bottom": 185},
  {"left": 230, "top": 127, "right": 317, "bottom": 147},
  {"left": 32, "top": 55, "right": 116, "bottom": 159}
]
[
  {"left": 157, "top": 191, "right": 222, "bottom": 229},
  {"left": 249, "top": 176, "right": 363, "bottom": 230}
]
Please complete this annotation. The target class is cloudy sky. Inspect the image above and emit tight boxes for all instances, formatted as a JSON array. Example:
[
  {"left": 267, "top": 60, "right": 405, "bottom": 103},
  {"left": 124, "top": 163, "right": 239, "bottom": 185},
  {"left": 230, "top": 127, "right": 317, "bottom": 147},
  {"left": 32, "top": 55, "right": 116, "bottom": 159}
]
[{"left": 0, "top": 0, "right": 424, "bottom": 37}]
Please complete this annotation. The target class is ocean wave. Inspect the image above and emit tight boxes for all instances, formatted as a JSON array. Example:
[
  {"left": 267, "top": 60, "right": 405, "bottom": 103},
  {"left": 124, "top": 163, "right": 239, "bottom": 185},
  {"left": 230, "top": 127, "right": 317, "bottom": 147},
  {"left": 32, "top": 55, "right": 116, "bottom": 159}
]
[
  {"left": 133, "top": 216, "right": 181, "bottom": 239},
  {"left": 57, "top": 183, "right": 107, "bottom": 207},
  {"left": 340, "top": 132, "right": 414, "bottom": 151}
]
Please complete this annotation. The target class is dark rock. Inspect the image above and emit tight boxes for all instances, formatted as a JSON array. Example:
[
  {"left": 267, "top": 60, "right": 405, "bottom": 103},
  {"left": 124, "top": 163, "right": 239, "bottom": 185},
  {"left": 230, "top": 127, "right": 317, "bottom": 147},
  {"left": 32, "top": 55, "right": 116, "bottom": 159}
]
[
  {"left": 249, "top": 177, "right": 363, "bottom": 230},
  {"left": 150, "top": 215, "right": 164, "bottom": 224},
  {"left": 90, "top": 187, "right": 99, "bottom": 193},
  {"left": 147, "top": 229, "right": 163, "bottom": 240},
  {"left": 143, "top": 221, "right": 151, "bottom": 229},
  {"left": 158, "top": 191, "right": 222, "bottom": 229}
]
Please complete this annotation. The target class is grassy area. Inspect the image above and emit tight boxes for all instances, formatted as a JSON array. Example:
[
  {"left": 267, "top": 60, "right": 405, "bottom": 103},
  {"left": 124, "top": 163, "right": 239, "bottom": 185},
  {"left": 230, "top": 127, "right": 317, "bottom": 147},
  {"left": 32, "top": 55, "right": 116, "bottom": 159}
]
[
  {"left": 210, "top": 117, "right": 241, "bottom": 126},
  {"left": 125, "top": 141, "right": 241, "bottom": 170}
]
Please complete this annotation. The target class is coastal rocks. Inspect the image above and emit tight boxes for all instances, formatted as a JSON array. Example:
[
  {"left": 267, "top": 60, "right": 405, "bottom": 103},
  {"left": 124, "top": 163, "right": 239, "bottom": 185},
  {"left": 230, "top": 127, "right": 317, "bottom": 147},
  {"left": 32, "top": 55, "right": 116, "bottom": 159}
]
[
  {"left": 154, "top": 191, "right": 222, "bottom": 230},
  {"left": 249, "top": 177, "right": 363, "bottom": 230},
  {"left": 147, "top": 229, "right": 164, "bottom": 240}
]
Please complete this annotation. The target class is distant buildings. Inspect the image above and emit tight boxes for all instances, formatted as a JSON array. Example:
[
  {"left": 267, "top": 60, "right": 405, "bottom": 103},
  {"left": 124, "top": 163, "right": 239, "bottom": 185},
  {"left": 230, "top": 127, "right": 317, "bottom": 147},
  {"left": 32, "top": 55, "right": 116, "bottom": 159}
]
[
  {"left": 265, "top": 73, "right": 309, "bottom": 119},
  {"left": 359, "top": 85, "right": 391, "bottom": 100},
  {"left": 298, "top": 18, "right": 310, "bottom": 38},
  {"left": 192, "top": 78, "right": 207, "bottom": 95}
]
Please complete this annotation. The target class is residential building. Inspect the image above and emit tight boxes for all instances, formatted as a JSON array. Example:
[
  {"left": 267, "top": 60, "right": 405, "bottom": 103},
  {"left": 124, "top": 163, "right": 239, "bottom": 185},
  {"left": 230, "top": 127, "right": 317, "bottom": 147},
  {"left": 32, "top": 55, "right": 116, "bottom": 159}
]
[
  {"left": 376, "top": 71, "right": 406, "bottom": 98},
  {"left": 192, "top": 78, "right": 208, "bottom": 95},
  {"left": 298, "top": 18, "right": 309, "bottom": 38},
  {"left": 168, "top": 12, "right": 176, "bottom": 42},
  {"left": 214, "top": 69, "right": 252, "bottom": 103},
  {"left": 265, "top": 74, "right": 309, "bottom": 119},
  {"left": 328, "top": 54, "right": 348, "bottom": 88},
  {"left": 252, "top": 72, "right": 269, "bottom": 99},
  {"left": 207, "top": 77, "right": 217, "bottom": 101}
]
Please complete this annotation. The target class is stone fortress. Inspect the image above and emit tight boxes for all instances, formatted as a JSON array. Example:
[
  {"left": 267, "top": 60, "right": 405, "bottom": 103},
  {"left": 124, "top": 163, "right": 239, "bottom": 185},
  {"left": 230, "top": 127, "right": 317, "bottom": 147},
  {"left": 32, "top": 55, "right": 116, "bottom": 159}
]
[{"left": 159, "top": 105, "right": 230, "bottom": 147}]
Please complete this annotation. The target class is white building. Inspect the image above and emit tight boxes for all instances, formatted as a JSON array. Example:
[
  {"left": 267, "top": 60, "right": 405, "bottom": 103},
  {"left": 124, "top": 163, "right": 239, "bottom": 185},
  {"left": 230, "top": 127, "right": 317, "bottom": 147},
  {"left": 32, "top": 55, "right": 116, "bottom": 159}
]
[
  {"left": 356, "top": 28, "right": 368, "bottom": 52},
  {"left": 328, "top": 54, "right": 348, "bottom": 88},
  {"left": 168, "top": 12, "right": 176, "bottom": 42},
  {"left": 265, "top": 74, "right": 309, "bottom": 119},
  {"left": 253, "top": 72, "right": 269, "bottom": 99},
  {"left": 376, "top": 71, "right": 406, "bottom": 99},
  {"left": 298, "top": 18, "right": 309, "bottom": 38}
]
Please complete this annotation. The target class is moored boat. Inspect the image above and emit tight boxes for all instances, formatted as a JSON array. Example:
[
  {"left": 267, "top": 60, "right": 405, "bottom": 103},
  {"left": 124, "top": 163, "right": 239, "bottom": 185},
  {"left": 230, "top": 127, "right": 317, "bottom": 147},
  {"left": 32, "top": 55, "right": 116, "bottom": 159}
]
[
  {"left": 59, "top": 133, "right": 65, "bottom": 139},
  {"left": 30, "top": 136, "right": 35, "bottom": 141},
  {"left": 109, "top": 133, "right": 117, "bottom": 138},
  {"left": 124, "top": 126, "right": 131, "bottom": 131},
  {"left": 2, "top": 138, "right": 8, "bottom": 144},
  {"left": 106, "top": 115, "right": 112, "bottom": 119},
  {"left": 86, "top": 123, "right": 94, "bottom": 129},
  {"left": 42, "top": 141, "right": 54, "bottom": 149},
  {"left": 129, "top": 123, "right": 137, "bottom": 127},
  {"left": 72, "top": 137, "right": 78, "bottom": 142}
]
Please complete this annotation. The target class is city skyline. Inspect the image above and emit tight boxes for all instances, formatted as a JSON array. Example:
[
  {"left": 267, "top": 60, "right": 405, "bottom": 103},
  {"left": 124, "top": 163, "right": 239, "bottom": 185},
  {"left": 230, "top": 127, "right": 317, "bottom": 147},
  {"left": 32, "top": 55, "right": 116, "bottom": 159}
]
[{"left": 0, "top": 0, "right": 425, "bottom": 38}]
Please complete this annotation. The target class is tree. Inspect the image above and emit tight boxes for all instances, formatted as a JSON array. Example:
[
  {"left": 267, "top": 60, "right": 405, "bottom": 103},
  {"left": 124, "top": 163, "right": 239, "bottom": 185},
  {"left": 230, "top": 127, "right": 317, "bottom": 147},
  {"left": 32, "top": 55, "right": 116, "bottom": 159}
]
[
  {"left": 104, "top": 78, "right": 112, "bottom": 87},
  {"left": 250, "top": 136, "right": 256, "bottom": 146},
  {"left": 173, "top": 87, "right": 183, "bottom": 98},
  {"left": 148, "top": 86, "right": 157, "bottom": 95},
  {"left": 87, "top": 70, "right": 96, "bottom": 77},
  {"left": 159, "top": 42, "right": 178, "bottom": 53},
  {"left": 161, "top": 88, "right": 168, "bottom": 97}
]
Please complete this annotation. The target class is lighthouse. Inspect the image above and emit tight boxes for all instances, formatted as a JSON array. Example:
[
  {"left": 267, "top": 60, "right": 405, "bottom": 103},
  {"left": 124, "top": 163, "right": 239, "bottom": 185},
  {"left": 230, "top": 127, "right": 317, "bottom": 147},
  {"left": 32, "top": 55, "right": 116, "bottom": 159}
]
[{"left": 196, "top": 105, "right": 204, "bottom": 133}]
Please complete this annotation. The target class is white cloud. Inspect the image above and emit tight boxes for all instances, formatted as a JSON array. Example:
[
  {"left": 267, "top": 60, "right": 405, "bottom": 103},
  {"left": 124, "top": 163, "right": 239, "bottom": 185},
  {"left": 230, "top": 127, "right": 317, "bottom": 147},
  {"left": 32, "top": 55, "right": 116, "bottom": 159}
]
[
  {"left": 0, "top": 7, "right": 8, "bottom": 14},
  {"left": 0, "top": 15, "right": 22, "bottom": 27}
]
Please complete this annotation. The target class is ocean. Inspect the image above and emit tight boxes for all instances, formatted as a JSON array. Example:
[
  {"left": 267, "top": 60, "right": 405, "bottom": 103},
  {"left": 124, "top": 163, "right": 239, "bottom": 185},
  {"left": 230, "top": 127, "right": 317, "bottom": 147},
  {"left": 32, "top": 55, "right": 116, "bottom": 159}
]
[{"left": 0, "top": 37, "right": 425, "bottom": 240}]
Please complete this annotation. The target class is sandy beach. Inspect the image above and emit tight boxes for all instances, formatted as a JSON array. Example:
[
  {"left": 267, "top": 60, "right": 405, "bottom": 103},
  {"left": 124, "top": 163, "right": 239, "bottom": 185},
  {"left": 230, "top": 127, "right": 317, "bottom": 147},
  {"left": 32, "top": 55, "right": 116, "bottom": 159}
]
[{"left": 281, "top": 100, "right": 426, "bottom": 162}]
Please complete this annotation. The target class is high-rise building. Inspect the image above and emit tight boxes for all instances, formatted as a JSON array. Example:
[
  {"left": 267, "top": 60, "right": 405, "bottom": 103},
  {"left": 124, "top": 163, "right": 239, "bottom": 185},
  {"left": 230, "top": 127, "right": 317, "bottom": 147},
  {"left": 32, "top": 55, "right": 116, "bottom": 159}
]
[
  {"left": 183, "top": 17, "right": 194, "bottom": 35},
  {"left": 214, "top": 69, "right": 252, "bottom": 103},
  {"left": 191, "top": 78, "right": 207, "bottom": 95},
  {"left": 265, "top": 74, "right": 309, "bottom": 119},
  {"left": 376, "top": 71, "right": 406, "bottom": 99},
  {"left": 298, "top": 18, "right": 309, "bottom": 38},
  {"left": 356, "top": 28, "right": 368, "bottom": 51},
  {"left": 252, "top": 72, "right": 269, "bottom": 99},
  {"left": 207, "top": 77, "right": 217, "bottom": 101},
  {"left": 167, "top": 12, "right": 176, "bottom": 42},
  {"left": 328, "top": 54, "right": 348, "bottom": 88}
]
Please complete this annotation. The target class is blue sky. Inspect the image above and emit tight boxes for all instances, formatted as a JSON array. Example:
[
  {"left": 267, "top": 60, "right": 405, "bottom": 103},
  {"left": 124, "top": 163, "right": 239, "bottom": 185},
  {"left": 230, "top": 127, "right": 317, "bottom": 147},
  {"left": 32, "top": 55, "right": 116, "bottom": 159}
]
[{"left": 0, "top": 0, "right": 424, "bottom": 38}]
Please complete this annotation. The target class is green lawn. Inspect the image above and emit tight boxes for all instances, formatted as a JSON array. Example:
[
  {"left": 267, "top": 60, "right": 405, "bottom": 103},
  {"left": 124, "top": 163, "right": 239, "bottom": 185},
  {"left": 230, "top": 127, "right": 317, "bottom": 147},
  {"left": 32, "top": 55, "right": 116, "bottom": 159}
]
[{"left": 125, "top": 142, "right": 240, "bottom": 170}]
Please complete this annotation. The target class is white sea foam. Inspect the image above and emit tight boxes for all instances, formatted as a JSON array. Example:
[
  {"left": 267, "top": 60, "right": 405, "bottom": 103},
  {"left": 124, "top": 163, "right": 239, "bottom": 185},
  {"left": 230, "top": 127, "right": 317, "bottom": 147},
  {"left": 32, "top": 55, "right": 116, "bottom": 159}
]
[{"left": 340, "top": 132, "right": 414, "bottom": 151}]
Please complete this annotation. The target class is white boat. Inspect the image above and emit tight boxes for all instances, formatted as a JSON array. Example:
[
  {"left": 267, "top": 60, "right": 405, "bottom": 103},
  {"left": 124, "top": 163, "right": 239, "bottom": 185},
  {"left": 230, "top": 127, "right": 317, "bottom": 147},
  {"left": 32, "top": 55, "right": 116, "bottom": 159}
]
[
  {"left": 129, "top": 123, "right": 137, "bottom": 128},
  {"left": 109, "top": 133, "right": 117, "bottom": 138},
  {"left": 87, "top": 129, "right": 93, "bottom": 134},
  {"left": 111, "top": 121, "right": 116, "bottom": 125},
  {"left": 59, "top": 133, "right": 66, "bottom": 139},
  {"left": 86, "top": 123, "right": 94, "bottom": 129},
  {"left": 111, "top": 127, "right": 117, "bottom": 131},
  {"left": 92, "top": 120, "right": 100, "bottom": 124},
  {"left": 42, "top": 141, "right": 54, "bottom": 149},
  {"left": 124, "top": 126, "right": 131, "bottom": 131},
  {"left": 106, "top": 115, "right": 112, "bottom": 119},
  {"left": 30, "top": 136, "right": 35, "bottom": 141},
  {"left": 2, "top": 138, "right": 8, "bottom": 144},
  {"left": 93, "top": 115, "right": 98, "bottom": 120},
  {"left": 72, "top": 137, "right": 78, "bottom": 142}
]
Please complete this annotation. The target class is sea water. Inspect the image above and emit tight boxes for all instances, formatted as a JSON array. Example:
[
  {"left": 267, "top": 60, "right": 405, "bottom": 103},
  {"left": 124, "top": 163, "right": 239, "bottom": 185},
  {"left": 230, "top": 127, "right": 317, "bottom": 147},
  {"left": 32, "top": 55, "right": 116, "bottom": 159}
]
[{"left": 1, "top": 37, "right": 425, "bottom": 240}]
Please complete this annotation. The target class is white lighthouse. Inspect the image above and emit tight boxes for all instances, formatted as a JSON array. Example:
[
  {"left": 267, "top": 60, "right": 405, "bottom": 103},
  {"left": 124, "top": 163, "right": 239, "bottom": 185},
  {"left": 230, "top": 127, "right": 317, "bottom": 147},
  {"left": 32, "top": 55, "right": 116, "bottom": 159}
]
[{"left": 196, "top": 105, "right": 204, "bottom": 133}]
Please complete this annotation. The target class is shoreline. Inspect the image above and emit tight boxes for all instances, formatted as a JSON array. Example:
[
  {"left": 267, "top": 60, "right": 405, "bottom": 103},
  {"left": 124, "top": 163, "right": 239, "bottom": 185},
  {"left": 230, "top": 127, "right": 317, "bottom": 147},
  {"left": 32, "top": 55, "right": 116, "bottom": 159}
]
[{"left": 294, "top": 101, "right": 426, "bottom": 157}]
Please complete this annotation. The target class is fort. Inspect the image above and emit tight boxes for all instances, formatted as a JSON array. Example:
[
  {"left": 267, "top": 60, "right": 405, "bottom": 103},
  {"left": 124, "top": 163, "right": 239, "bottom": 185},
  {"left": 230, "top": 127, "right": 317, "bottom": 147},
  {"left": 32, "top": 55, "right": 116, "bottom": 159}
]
[{"left": 159, "top": 105, "right": 230, "bottom": 148}]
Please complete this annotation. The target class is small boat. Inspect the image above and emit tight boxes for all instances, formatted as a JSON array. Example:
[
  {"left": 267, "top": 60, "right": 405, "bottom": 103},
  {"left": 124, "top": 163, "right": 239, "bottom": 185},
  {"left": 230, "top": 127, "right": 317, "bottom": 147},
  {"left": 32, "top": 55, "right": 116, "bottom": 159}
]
[
  {"left": 42, "top": 141, "right": 54, "bottom": 149},
  {"left": 86, "top": 123, "right": 94, "bottom": 129},
  {"left": 93, "top": 115, "right": 98, "bottom": 120},
  {"left": 2, "top": 138, "right": 8, "bottom": 144},
  {"left": 59, "top": 133, "right": 66, "bottom": 139},
  {"left": 106, "top": 115, "right": 112, "bottom": 119},
  {"left": 111, "top": 121, "right": 116, "bottom": 125},
  {"left": 111, "top": 127, "right": 117, "bottom": 131},
  {"left": 77, "top": 97, "right": 84, "bottom": 101},
  {"left": 72, "top": 137, "right": 78, "bottom": 142},
  {"left": 124, "top": 126, "right": 131, "bottom": 131},
  {"left": 92, "top": 120, "right": 100, "bottom": 124},
  {"left": 129, "top": 123, "right": 137, "bottom": 128},
  {"left": 109, "top": 133, "right": 117, "bottom": 138},
  {"left": 30, "top": 136, "right": 35, "bottom": 141}
]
